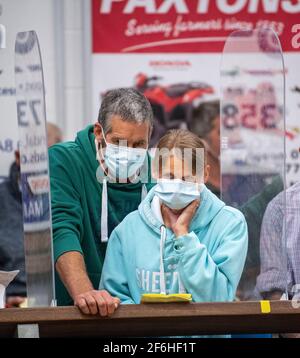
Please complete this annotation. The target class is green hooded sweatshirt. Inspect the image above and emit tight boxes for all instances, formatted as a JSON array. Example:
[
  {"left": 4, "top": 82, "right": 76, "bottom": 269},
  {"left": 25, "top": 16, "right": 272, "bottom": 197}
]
[{"left": 49, "top": 125, "right": 154, "bottom": 306}]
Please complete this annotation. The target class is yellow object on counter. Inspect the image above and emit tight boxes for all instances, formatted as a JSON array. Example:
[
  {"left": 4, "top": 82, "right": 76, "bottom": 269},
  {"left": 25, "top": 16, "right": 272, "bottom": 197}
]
[
  {"left": 141, "top": 293, "right": 192, "bottom": 303},
  {"left": 260, "top": 300, "right": 271, "bottom": 314}
]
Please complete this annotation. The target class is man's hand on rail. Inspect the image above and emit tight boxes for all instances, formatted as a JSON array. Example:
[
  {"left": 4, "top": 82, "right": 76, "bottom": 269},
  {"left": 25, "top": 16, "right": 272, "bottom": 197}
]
[
  {"left": 74, "top": 289, "right": 120, "bottom": 316},
  {"left": 56, "top": 252, "right": 120, "bottom": 316}
]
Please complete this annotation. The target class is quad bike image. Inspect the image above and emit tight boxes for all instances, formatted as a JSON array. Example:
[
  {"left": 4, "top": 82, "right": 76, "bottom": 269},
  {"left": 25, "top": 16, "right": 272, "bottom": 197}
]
[{"left": 134, "top": 73, "right": 215, "bottom": 146}]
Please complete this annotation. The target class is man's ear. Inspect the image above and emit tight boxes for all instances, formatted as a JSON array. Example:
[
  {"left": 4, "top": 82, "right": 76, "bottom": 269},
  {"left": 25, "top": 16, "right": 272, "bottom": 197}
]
[
  {"left": 204, "top": 164, "right": 210, "bottom": 183},
  {"left": 94, "top": 122, "right": 103, "bottom": 143}
]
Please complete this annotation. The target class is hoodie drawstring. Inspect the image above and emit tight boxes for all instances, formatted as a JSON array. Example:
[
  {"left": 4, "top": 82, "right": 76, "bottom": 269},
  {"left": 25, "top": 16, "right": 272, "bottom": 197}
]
[
  {"left": 159, "top": 225, "right": 167, "bottom": 295},
  {"left": 101, "top": 178, "right": 108, "bottom": 242},
  {"left": 101, "top": 181, "right": 147, "bottom": 243},
  {"left": 159, "top": 224, "right": 187, "bottom": 295}
]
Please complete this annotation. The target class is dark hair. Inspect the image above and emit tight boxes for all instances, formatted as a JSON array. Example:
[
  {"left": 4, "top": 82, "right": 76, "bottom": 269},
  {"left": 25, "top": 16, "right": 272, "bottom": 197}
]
[
  {"left": 98, "top": 88, "right": 153, "bottom": 134},
  {"left": 191, "top": 100, "right": 220, "bottom": 138}
]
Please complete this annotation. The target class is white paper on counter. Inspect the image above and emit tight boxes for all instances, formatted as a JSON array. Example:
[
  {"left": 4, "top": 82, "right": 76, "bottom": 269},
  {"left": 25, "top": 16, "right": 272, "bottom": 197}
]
[{"left": 0, "top": 270, "right": 20, "bottom": 309}]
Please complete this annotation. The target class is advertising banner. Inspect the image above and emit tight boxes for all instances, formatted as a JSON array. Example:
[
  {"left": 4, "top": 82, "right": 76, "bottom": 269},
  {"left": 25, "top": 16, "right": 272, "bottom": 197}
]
[{"left": 92, "top": 0, "right": 300, "bottom": 186}]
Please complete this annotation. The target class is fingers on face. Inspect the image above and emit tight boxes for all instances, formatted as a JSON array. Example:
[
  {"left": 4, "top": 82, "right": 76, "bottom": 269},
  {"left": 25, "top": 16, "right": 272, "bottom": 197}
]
[
  {"left": 179, "top": 200, "right": 199, "bottom": 222},
  {"left": 187, "top": 199, "right": 200, "bottom": 212},
  {"left": 161, "top": 204, "right": 168, "bottom": 213}
]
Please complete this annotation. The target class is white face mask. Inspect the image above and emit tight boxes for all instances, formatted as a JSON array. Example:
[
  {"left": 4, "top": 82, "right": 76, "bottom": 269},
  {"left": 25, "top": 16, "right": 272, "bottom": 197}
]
[
  {"left": 154, "top": 179, "right": 203, "bottom": 210},
  {"left": 95, "top": 129, "right": 147, "bottom": 180}
]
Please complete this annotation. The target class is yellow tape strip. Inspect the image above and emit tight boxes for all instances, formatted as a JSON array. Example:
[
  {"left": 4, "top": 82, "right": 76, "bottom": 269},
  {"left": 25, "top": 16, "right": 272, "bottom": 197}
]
[
  {"left": 141, "top": 293, "right": 192, "bottom": 303},
  {"left": 260, "top": 300, "right": 271, "bottom": 314}
]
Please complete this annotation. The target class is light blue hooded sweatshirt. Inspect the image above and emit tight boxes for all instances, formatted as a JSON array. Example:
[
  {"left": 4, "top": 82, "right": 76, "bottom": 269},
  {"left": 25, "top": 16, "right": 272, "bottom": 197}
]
[{"left": 100, "top": 185, "right": 248, "bottom": 304}]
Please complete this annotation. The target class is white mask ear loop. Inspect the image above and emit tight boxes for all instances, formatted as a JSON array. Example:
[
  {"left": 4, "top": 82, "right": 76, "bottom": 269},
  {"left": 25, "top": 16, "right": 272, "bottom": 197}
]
[
  {"left": 95, "top": 137, "right": 113, "bottom": 181},
  {"left": 95, "top": 128, "right": 109, "bottom": 169},
  {"left": 95, "top": 137, "right": 109, "bottom": 243},
  {"left": 101, "top": 178, "right": 108, "bottom": 242},
  {"left": 159, "top": 225, "right": 167, "bottom": 295},
  {"left": 95, "top": 138, "right": 101, "bottom": 162}
]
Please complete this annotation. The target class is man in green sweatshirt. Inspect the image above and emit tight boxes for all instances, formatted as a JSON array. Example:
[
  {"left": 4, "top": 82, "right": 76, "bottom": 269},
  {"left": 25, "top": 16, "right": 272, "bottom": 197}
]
[{"left": 49, "top": 88, "right": 154, "bottom": 315}]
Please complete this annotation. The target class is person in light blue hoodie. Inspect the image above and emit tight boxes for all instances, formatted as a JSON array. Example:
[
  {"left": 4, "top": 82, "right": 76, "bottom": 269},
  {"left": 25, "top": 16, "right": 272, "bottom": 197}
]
[{"left": 100, "top": 129, "right": 248, "bottom": 304}]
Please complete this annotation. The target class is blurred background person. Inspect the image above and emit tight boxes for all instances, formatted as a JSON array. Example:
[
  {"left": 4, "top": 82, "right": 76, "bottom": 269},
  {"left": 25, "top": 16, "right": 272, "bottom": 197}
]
[
  {"left": 237, "top": 175, "right": 284, "bottom": 300},
  {"left": 190, "top": 100, "right": 220, "bottom": 197},
  {"left": 255, "top": 180, "right": 300, "bottom": 338},
  {"left": 256, "top": 181, "right": 300, "bottom": 301},
  {"left": 0, "top": 122, "right": 62, "bottom": 307},
  {"left": 0, "top": 149, "right": 24, "bottom": 307},
  {"left": 47, "top": 122, "right": 63, "bottom": 148}
]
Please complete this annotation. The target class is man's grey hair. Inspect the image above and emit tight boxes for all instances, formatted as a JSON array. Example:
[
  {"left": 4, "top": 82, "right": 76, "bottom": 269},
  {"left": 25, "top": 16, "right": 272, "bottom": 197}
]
[{"left": 98, "top": 88, "right": 154, "bottom": 134}]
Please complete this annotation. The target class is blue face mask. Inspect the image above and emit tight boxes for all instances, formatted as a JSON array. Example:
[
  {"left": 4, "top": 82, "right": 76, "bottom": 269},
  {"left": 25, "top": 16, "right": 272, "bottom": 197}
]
[
  {"left": 154, "top": 179, "right": 203, "bottom": 210},
  {"left": 96, "top": 134, "right": 147, "bottom": 180}
]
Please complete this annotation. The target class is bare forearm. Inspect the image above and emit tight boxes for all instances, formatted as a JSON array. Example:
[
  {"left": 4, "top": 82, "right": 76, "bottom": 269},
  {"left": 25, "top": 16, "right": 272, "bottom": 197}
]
[
  {"left": 55, "top": 251, "right": 120, "bottom": 316},
  {"left": 55, "top": 251, "right": 93, "bottom": 300}
]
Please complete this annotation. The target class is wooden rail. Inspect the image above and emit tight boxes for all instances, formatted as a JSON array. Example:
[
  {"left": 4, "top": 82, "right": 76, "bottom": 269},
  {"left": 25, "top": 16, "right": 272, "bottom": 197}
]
[{"left": 0, "top": 301, "right": 299, "bottom": 337}]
